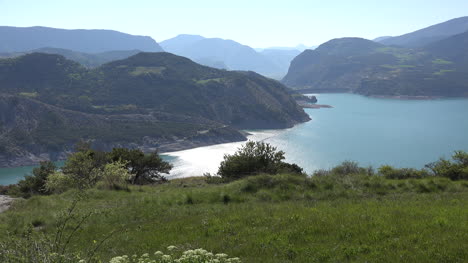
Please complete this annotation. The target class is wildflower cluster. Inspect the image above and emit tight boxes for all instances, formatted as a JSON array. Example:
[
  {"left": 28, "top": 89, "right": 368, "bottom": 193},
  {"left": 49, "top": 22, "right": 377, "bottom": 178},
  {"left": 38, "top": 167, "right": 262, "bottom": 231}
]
[{"left": 109, "top": 246, "right": 241, "bottom": 263}]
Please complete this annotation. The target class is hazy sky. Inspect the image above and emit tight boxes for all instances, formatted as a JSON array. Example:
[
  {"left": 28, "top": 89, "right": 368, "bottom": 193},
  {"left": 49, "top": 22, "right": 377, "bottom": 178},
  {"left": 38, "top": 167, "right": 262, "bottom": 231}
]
[{"left": 1, "top": 0, "right": 467, "bottom": 48}]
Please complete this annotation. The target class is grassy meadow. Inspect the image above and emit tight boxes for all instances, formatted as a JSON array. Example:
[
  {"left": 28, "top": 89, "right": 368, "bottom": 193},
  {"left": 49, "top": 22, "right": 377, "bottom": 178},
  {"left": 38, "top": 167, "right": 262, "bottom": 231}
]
[{"left": 1, "top": 174, "right": 467, "bottom": 262}]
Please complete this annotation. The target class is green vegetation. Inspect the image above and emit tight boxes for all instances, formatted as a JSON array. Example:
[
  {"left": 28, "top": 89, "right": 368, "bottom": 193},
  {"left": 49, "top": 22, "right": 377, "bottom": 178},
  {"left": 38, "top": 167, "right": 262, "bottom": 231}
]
[
  {"left": 1, "top": 172, "right": 467, "bottom": 262},
  {"left": 426, "top": 150, "right": 468, "bottom": 180},
  {"left": 1, "top": 146, "right": 467, "bottom": 262},
  {"left": 8, "top": 144, "right": 172, "bottom": 198},
  {"left": 195, "top": 78, "right": 224, "bottom": 85},
  {"left": 14, "top": 161, "right": 57, "bottom": 198}
]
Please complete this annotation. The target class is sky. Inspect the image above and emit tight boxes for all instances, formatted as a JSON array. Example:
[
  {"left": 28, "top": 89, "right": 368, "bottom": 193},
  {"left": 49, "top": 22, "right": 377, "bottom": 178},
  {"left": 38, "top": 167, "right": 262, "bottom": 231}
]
[{"left": 1, "top": 0, "right": 468, "bottom": 48}]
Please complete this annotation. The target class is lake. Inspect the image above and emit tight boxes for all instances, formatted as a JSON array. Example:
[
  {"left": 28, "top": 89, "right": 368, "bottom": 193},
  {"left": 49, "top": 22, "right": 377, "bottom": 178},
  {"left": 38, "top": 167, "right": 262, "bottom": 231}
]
[
  {"left": 2, "top": 93, "right": 468, "bottom": 183},
  {"left": 168, "top": 93, "right": 468, "bottom": 177}
]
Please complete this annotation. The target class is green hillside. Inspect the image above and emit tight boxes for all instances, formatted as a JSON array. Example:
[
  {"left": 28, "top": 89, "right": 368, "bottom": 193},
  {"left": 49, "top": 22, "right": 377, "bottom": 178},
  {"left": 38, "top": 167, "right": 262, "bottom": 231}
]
[
  {"left": 0, "top": 52, "right": 308, "bottom": 166},
  {"left": 283, "top": 37, "right": 468, "bottom": 97}
]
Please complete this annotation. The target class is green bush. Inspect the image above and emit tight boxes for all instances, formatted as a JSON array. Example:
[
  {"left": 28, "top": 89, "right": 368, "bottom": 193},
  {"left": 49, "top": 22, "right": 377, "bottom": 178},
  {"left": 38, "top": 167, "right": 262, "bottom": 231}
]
[
  {"left": 330, "top": 161, "right": 373, "bottom": 176},
  {"left": 217, "top": 141, "right": 303, "bottom": 180},
  {"left": 16, "top": 161, "right": 56, "bottom": 198},
  {"left": 61, "top": 150, "right": 102, "bottom": 189},
  {"left": 44, "top": 171, "right": 76, "bottom": 194},
  {"left": 95, "top": 161, "right": 131, "bottom": 191},
  {"left": 426, "top": 150, "right": 468, "bottom": 180}
]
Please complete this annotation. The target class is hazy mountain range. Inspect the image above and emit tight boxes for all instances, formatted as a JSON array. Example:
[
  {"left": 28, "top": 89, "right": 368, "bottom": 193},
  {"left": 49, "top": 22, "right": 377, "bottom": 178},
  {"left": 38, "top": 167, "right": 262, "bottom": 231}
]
[
  {"left": 0, "top": 27, "right": 307, "bottom": 79},
  {"left": 161, "top": 34, "right": 301, "bottom": 79},
  {"left": 0, "top": 26, "right": 163, "bottom": 53},
  {"left": 0, "top": 47, "right": 141, "bottom": 68}
]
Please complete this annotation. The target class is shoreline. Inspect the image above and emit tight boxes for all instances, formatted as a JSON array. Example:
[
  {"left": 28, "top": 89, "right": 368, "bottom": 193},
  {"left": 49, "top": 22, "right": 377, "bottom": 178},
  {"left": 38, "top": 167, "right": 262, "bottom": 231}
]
[
  {"left": 0, "top": 136, "right": 247, "bottom": 169},
  {"left": 368, "top": 95, "right": 445, "bottom": 100},
  {"left": 299, "top": 103, "right": 333, "bottom": 109},
  {"left": 0, "top": 128, "right": 299, "bottom": 185},
  {"left": 294, "top": 89, "right": 467, "bottom": 101},
  {"left": 0, "top": 121, "right": 308, "bottom": 170}
]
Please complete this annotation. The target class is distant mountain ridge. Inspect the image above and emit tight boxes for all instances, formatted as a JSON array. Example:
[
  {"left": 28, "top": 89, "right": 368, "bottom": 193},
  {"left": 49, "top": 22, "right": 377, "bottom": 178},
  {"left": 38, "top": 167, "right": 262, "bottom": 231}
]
[
  {"left": 0, "top": 26, "right": 164, "bottom": 53},
  {"left": 161, "top": 34, "right": 298, "bottom": 78},
  {"left": 379, "top": 16, "right": 468, "bottom": 47},
  {"left": 0, "top": 47, "right": 141, "bottom": 68}
]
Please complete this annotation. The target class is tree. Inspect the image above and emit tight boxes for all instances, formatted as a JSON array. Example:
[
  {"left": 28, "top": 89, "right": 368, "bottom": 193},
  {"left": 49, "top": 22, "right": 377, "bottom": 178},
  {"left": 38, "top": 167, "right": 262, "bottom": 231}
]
[
  {"left": 217, "top": 141, "right": 303, "bottom": 180},
  {"left": 426, "top": 150, "right": 468, "bottom": 180},
  {"left": 95, "top": 161, "right": 131, "bottom": 190},
  {"left": 61, "top": 151, "right": 100, "bottom": 189},
  {"left": 109, "top": 148, "right": 173, "bottom": 184},
  {"left": 17, "top": 161, "right": 56, "bottom": 197}
]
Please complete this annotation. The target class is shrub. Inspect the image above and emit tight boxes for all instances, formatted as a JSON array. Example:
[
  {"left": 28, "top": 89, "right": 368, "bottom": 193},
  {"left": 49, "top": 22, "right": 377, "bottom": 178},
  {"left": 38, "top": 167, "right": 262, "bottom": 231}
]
[
  {"left": 204, "top": 173, "right": 225, "bottom": 184},
  {"left": 95, "top": 161, "right": 131, "bottom": 190},
  {"left": 426, "top": 150, "right": 468, "bottom": 180},
  {"left": 62, "top": 150, "right": 101, "bottom": 189},
  {"left": 312, "top": 169, "right": 331, "bottom": 177},
  {"left": 44, "top": 171, "right": 76, "bottom": 194},
  {"left": 16, "top": 161, "right": 56, "bottom": 198},
  {"left": 217, "top": 141, "right": 303, "bottom": 180},
  {"left": 378, "top": 165, "right": 430, "bottom": 179},
  {"left": 330, "top": 161, "right": 373, "bottom": 176}
]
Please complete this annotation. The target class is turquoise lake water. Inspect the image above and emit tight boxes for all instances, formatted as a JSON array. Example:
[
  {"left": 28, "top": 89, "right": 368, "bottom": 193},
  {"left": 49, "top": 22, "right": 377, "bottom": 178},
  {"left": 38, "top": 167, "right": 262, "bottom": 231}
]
[
  {"left": 2, "top": 93, "right": 468, "bottom": 184},
  {"left": 267, "top": 94, "right": 468, "bottom": 172}
]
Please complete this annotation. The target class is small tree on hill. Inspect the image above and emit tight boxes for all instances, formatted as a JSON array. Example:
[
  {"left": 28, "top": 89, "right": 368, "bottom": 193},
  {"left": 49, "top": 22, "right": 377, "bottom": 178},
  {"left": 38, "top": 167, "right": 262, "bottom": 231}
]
[
  {"left": 109, "top": 148, "right": 173, "bottom": 184},
  {"left": 217, "top": 141, "right": 302, "bottom": 180}
]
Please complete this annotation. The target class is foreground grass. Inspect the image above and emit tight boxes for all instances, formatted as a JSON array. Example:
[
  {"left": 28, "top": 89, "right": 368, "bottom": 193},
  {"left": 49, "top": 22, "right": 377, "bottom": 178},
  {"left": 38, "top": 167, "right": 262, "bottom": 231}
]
[{"left": 1, "top": 175, "right": 468, "bottom": 262}]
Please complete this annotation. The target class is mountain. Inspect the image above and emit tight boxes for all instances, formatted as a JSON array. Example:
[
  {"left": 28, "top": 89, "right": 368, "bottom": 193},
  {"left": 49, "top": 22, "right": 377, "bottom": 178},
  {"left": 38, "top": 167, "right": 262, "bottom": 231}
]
[
  {"left": 0, "top": 47, "right": 141, "bottom": 68},
  {"left": 160, "top": 34, "right": 282, "bottom": 77},
  {"left": 0, "top": 26, "right": 163, "bottom": 53},
  {"left": 380, "top": 16, "right": 468, "bottom": 48},
  {"left": 160, "top": 34, "right": 205, "bottom": 54},
  {"left": 260, "top": 49, "right": 301, "bottom": 79},
  {"left": 282, "top": 37, "right": 385, "bottom": 91},
  {"left": 0, "top": 52, "right": 309, "bottom": 166},
  {"left": 282, "top": 37, "right": 468, "bottom": 97},
  {"left": 425, "top": 31, "right": 468, "bottom": 65}
]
